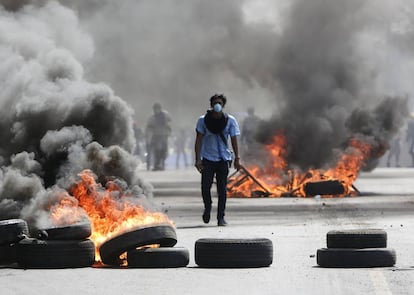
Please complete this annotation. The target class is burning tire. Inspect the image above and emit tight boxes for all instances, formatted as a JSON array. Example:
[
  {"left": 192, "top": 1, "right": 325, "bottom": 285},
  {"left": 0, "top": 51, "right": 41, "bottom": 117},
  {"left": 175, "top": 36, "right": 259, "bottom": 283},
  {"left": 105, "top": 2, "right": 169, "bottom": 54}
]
[
  {"left": 37, "top": 222, "right": 92, "bottom": 240},
  {"left": 195, "top": 238, "right": 273, "bottom": 268},
  {"left": 0, "top": 244, "right": 17, "bottom": 265},
  {"left": 0, "top": 219, "right": 29, "bottom": 245},
  {"left": 99, "top": 224, "right": 177, "bottom": 266},
  {"left": 127, "top": 247, "right": 189, "bottom": 268},
  {"left": 317, "top": 248, "right": 396, "bottom": 268},
  {"left": 16, "top": 238, "right": 95, "bottom": 269},
  {"left": 327, "top": 229, "right": 387, "bottom": 248}
]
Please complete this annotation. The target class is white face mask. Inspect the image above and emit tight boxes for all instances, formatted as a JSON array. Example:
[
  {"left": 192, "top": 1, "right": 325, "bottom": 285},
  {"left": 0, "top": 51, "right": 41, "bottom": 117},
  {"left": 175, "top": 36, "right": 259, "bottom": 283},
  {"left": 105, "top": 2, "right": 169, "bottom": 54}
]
[{"left": 213, "top": 103, "right": 222, "bottom": 113}]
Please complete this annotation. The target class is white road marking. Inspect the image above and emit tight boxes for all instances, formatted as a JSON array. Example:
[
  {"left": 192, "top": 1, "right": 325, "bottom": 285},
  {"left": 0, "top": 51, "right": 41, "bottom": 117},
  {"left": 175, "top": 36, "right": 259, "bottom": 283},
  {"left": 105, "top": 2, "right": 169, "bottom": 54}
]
[{"left": 370, "top": 270, "right": 393, "bottom": 295}]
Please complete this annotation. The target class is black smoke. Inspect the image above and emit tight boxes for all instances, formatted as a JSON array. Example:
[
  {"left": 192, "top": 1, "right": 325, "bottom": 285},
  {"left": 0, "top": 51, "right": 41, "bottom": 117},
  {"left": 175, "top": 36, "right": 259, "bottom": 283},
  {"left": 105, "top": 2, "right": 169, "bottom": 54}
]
[{"left": 255, "top": 0, "right": 410, "bottom": 170}]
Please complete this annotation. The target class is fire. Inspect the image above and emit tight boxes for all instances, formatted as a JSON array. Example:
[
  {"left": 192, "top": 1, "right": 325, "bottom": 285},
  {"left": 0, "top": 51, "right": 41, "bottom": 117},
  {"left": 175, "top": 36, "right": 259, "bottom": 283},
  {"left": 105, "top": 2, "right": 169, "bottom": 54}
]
[
  {"left": 49, "top": 195, "right": 87, "bottom": 226},
  {"left": 228, "top": 133, "right": 376, "bottom": 198},
  {"left": 50, "top": 169, "right": 172, "bottom": 261}
]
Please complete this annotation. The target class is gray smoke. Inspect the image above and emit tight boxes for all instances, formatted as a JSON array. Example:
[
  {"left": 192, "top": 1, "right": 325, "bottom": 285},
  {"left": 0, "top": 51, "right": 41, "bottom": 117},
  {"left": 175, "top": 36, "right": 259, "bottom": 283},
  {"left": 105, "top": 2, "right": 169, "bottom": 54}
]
[
  {"left": 57, "top": 0, "right": 414, "bottom": 126},
  {"left": 0, "top": 1, "right": 152, "bottom": 230},
  {"left": 57, "top": 0, "right": 281, "bottom": 126}
]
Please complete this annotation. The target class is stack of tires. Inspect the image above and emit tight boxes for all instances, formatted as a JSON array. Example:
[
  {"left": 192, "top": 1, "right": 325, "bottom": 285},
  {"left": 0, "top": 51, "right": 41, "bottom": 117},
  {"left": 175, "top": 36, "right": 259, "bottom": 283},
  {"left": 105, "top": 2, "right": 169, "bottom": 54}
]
[
  {"left": 17, "top": 221, "right": 95, "bottom": 269},
  {"left": 195, "top": 238, "right": 273, "bottom": 268},
  {"left": 0, "top": 219, "right": 29, "bottom": 266},
  {"left": 99, "top": 223, "right": 190, "bottom": 268},
  {"left": 317, "top": 229, "right": 396, "bottom": 268}
]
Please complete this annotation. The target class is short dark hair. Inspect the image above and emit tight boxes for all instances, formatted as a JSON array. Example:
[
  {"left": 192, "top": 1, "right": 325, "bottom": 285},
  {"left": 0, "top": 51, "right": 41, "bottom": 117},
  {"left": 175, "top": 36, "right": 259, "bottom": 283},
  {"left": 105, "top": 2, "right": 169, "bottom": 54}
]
[{"left": 210, "top": 94, "right": 227, "bottom": 106}]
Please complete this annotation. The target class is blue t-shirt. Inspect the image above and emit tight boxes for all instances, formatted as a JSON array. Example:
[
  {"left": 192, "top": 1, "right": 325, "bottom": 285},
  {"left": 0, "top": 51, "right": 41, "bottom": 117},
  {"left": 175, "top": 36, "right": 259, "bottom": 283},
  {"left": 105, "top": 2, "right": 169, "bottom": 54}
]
[{"left": 196, "top": 114, "right": 240, "bottom": 162}]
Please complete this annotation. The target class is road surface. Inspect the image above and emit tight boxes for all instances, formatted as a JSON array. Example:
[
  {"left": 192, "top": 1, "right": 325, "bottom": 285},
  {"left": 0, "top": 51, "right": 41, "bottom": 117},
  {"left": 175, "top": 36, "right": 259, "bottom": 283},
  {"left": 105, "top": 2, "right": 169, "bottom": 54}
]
[{"left": 1, "top": 167, "right": 413, "bottom": 295}]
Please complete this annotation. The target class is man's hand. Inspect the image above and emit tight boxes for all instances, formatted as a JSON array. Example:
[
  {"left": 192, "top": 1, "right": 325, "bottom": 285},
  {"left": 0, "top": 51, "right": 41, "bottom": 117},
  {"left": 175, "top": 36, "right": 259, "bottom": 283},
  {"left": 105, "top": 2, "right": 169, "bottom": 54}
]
[
  {"left": 234, "top": 158, "right": 242, "bottom": 170},
  {"left": 195, "top": 159, "right": 203, "bottom": 173}
]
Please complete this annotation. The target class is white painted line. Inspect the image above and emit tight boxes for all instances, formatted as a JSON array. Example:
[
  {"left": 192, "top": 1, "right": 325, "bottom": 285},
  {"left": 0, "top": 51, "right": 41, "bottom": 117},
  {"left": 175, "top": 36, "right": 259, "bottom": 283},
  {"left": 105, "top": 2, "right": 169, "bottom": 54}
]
[{"left": 369, "top": 269, "right": 393, "bottom": 295}]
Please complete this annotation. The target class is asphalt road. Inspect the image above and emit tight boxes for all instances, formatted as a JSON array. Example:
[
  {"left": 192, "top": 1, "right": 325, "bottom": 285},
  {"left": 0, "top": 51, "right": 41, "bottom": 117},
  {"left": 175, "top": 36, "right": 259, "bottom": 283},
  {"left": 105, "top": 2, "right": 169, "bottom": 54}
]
[{"left": 1, "top": 167, "right": 414, "bottom": 295}]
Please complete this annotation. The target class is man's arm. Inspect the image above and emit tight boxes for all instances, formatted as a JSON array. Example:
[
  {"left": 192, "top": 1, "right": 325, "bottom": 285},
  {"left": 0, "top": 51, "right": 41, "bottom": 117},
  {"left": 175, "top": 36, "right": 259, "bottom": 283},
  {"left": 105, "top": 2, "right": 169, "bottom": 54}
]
[
  {"left": 230, "top": 136, "right": 242, "bottom": 170},
  {"left": 195, "top": 131, "right": 204, "bottom": 173}
]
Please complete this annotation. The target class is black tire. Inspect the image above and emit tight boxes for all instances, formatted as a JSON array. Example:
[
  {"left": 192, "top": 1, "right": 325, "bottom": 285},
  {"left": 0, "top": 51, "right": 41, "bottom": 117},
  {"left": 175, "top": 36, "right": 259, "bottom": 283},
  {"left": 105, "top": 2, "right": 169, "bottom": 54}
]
[
  {"left": 37, "top": 222, "right": 91, "bottom": 240},
  {"left": 0, "top": 219, "right": 29, "bottom": 245},
  {"left": 327, "top": 229, "right": 387, "bottom": 248},
  {"left": 16, "top": 238, "right": 95, "bottom": 269},
  {"left": 99, "top": 224, "right": 177, "bottom": 266},
  {"left": 317, "top": 248, "right": 396, "bottom": 268},
  {"left": 304, "top": 180, "right": 345, "bottom": 196},
  {"left": 0, "top": 244, "right": 17, "bottom": 265},
  {"left": 127, "top": 247, "right": 189, "bottom": 268},
  {"left": 195, "top": 238, "right": 273, "bottom": 268}
]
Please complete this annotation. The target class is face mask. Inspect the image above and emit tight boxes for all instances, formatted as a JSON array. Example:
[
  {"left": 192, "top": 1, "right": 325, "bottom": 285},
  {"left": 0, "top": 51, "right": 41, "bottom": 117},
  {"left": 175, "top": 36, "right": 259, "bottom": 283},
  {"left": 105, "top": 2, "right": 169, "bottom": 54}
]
[{"left": 213, "top": 103, "right": 222, "bottom": 113}]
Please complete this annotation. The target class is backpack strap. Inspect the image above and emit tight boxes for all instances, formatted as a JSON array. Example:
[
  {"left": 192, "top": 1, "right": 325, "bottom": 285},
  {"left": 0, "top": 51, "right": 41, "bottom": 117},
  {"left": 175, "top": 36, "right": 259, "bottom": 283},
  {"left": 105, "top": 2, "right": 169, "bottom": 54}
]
[
  {"left": 218, "top": 132, "right": 228, "bottom": 147},
  {"left": 218, "top": 114, "right": 229, "bottom": 146}
]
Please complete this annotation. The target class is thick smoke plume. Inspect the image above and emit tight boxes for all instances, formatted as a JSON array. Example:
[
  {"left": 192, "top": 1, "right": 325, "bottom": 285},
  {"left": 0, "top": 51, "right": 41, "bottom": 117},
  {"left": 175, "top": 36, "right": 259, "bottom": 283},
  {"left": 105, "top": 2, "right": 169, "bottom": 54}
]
[{"left": 0, "top": 2, "right": 152, "bottom": 231}]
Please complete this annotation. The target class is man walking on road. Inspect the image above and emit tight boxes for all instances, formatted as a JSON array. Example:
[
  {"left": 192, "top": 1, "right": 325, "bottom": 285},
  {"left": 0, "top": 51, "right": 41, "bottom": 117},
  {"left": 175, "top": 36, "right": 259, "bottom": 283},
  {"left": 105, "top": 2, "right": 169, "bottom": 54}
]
[{"left": 194, "top": 94, "right": 242, "bottom": 226}]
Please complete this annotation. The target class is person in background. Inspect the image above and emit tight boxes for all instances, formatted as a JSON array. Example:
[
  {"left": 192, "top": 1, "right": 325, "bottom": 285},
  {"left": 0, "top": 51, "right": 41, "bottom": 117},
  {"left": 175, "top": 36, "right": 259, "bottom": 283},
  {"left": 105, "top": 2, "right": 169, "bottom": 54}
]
[
  {"left": 194, "top": 94, "right": 242, "bottom": 226},
  {"left": 387, "top": 134, "right": 401, "bottom": 167},
  {"left": 145, "top": 102, "right": 172, "bottom": 171},
  {"left": 175, "top": 127, "right": 189, "bottom": 169},
  {"left": 241, "top": 106, "right": 260, "bottom": 160},
  {"left": 407, "top": 113, "right": 414, "bottom": 167}
]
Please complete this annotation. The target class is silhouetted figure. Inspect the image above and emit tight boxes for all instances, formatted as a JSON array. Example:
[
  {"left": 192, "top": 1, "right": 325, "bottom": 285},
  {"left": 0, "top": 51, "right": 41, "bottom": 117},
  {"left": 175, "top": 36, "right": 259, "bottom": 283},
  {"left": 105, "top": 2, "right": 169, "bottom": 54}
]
[
  {"left": 387, "top": 134, "right": 401, "bottom": 167},
  {"left": 407, "top": 115, "right": 414, "bottom": 167},
  {"left": 145, "top": 102, "right": 172, "bottom": 171},
  {"left": 241, "top": 107, "right": 260, "bottom": 159},
  {"left": 175, "top": 127, "right": 188, "bottom": 169}
]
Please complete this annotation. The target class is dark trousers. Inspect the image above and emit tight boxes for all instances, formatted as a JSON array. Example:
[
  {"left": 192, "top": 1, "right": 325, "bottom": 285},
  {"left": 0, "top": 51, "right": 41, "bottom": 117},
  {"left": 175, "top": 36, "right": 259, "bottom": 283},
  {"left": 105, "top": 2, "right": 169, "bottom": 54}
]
[{"left": 201, "top": 159, "right": 229, "bottom": 220}]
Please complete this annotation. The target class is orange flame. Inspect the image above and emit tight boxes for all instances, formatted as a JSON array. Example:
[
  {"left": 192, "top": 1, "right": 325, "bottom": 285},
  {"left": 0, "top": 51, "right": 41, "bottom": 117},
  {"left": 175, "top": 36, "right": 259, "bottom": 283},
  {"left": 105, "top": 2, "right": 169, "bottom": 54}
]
[
  {"left": 228, "top": 133, "right": 375, "bottom": 198},
  {"left": 49, "top": 195, "right": 87, "bottom": 226},
  {"left": 50, "top": 169, "right": 172, "bottom": 261}
]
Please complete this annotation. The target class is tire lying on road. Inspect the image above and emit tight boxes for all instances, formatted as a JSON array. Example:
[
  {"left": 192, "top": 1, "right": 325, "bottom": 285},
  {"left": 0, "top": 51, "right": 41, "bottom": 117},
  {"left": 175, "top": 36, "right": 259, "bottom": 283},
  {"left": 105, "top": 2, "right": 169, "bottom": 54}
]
[
  {"left": 127, "top": 247, "right": 189, "bottom": 268},
  {"left": 327, "top": 229, "right": 387, "bottom": 248},
  {"left": 37, "top": 222, "right": 92, "bottom": 241},
  {"left": 0, "top": 219, "right": 29, "bottom": 245},
  {"left": 16, "top": 238, "right": 95, "bottom": 269},
  {"left": 317, "top": 248, "right": 396, "bottom": 268},
  {"left": 195, "top": 238, "right": 273, "bottom": 268},
  {"left": 99, "top": 224, "right": 177, "bottom": 266}
]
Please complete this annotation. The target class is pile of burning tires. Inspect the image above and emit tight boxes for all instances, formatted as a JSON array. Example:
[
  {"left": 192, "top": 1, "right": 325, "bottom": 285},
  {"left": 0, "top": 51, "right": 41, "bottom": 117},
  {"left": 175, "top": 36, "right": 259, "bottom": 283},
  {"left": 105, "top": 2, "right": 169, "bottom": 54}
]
[
  {"left": 317, "top": 229, "right": 396, "bottom": 268},
  {"left": 0, "top": 219, "right": 187, "bottom": 269}
]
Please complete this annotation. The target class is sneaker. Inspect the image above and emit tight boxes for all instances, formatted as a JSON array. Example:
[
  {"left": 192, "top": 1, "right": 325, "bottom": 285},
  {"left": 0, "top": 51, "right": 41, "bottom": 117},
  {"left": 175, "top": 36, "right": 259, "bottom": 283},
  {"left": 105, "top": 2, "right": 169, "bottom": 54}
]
[
  {"left": 202, "top": 209, "right": 210, "bottom": 224},
  {"left": 217, "top": 218, "right": 228, "bottom": 226}
]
